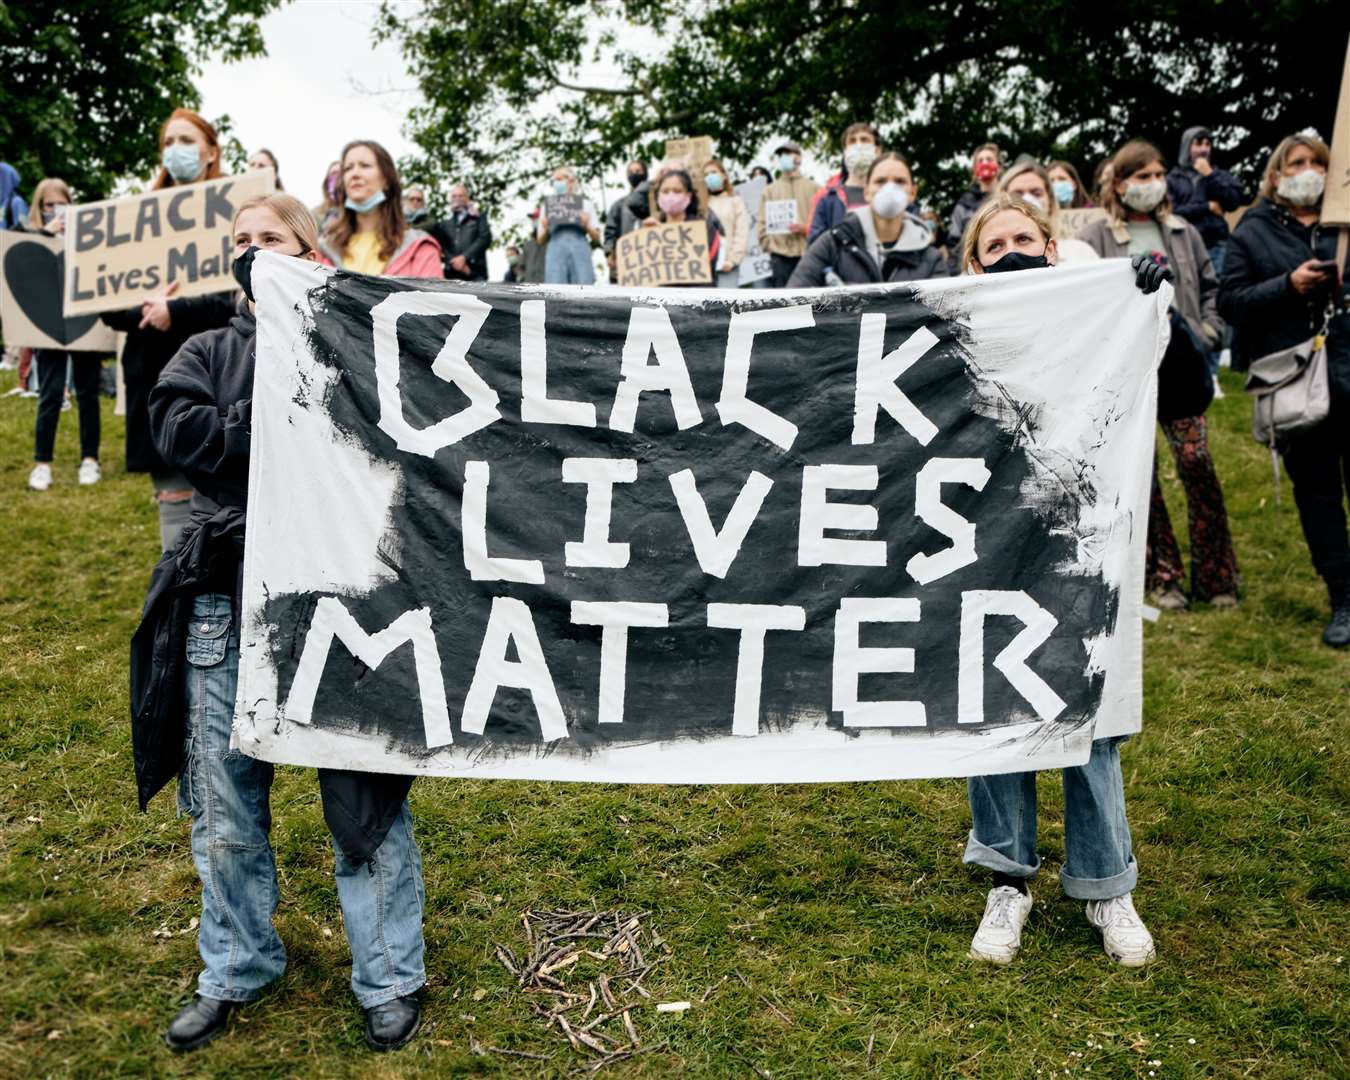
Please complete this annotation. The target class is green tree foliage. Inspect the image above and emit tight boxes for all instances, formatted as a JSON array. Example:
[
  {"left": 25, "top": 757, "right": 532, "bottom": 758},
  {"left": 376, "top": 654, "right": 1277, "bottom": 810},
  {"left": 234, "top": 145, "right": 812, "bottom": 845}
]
[
  {"left": 0, "top": 0, "right": 282, "bottom": 201},
  {"left": 381, "top": 0, "right": 1349, "bottom": 214}
]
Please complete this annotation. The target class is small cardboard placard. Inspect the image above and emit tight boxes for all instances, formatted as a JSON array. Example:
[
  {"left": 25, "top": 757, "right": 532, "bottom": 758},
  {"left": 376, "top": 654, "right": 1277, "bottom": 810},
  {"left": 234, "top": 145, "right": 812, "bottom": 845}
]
[
  {"left": 763, "top": 198, "right": 799, "bottom": 236},
  {"left": 1057, "top": 207, "right": 1107, "bottom": 238},
  {"left": 1322, "top": 34, "right": 1350, "bottom": 226},
  {"left": 1, "top": 231, "right": 116, "bottom": 351},
  {"left": 63, "top": 169, "right": 275, "bottom": 316},
  {"left": 665, "top": 136, "right": 715, "bottom": 170},
  {"left": 544, "top": 194, "right": 586, "bottom": 228},
  {"left": 616, "top": 223, "right": 712, "bottom": 288}
]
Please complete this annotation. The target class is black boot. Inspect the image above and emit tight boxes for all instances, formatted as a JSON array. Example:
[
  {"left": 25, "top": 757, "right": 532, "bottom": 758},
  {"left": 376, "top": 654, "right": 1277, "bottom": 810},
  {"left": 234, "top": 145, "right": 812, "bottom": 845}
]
[
  {"left": 1323, "top": 578, "right": 1350, "bottom": 648},
  {"left": 364, "top": 994, "right": 421, "bottom": 1051},
  {"left": 164, "top": 996, "right": 237, "bottom": 1052}
]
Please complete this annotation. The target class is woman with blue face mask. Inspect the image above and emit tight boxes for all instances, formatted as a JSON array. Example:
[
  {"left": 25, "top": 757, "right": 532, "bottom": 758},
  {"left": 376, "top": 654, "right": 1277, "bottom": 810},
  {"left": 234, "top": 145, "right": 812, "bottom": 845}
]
[
  {"left": 1048, "top": 160, "right": 1093, "bottom": 209},
  {"left": 702, "top": 159, "right": 750, "bottom": 288},
  {"left": 537, "top": 167, "right": 601, "bottom": 284},
  {"left": 99, "top": 108, "right": 236, "bottom": 551}
]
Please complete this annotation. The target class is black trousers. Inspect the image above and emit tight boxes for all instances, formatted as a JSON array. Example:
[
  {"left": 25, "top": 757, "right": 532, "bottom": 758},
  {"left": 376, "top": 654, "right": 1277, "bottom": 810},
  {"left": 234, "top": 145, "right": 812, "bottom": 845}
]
[
  {"left": 1281, "top": 402, "right": 1350, "bottom": 586},
  {"left": 769, "top": 253, "right": 800, "bottom": 288},
  {"left": 34, "top": 349, "right": 101, "bottom": 463}
]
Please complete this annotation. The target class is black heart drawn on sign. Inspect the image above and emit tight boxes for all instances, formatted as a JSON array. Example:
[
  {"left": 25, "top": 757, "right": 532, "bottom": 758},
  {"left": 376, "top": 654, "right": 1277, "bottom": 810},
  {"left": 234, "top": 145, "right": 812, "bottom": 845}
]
[
  {"left": 692, "top": 245, "right": 705, "bottom": 257},
  {"left": 3, "top": 239, "right": 100, "bottom": 346}
]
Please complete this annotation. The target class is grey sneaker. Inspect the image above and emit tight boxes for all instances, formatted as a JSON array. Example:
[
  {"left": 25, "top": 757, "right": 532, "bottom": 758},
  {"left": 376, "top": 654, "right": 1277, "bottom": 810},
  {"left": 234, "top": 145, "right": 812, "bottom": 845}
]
[
  {"left": 1086, "top": 893, "right": 1156, "bottom": 967},
  {"left": 969, "top": 885, "right": 1033, "bottom": 964}
]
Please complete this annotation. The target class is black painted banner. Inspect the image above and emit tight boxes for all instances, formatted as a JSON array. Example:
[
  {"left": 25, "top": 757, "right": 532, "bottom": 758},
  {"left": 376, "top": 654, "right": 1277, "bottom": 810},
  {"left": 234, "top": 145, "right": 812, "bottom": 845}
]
[{"left": 238, "top": 254, "right": 1165, "bottom": 782}]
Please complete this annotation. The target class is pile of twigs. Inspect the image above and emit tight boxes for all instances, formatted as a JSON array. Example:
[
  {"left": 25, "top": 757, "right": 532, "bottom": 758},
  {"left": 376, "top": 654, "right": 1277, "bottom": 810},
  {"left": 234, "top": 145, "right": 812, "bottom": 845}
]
[{"left": 492, "top": 908, "right": 671, "bottom": 1072}]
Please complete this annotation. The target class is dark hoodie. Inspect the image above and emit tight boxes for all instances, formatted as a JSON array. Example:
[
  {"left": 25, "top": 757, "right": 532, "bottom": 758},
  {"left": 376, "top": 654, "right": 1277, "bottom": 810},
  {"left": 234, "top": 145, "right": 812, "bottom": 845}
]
[
  {"left": 1166, "top": 125, "right": 1244, "bottom": 249},
  {"left": 0, "top": 162, "right": 29, "bottom": 229}
]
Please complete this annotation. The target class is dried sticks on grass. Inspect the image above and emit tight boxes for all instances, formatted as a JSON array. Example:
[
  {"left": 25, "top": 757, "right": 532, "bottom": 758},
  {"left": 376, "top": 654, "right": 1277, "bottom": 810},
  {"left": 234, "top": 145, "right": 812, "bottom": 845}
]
[{"left": 493, "top": 908, "right": 672, "bottom": 1072}]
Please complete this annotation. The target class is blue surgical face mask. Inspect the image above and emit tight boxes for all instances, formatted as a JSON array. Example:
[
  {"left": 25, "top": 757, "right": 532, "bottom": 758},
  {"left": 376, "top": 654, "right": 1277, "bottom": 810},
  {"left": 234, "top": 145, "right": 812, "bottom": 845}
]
[
  {"left": 1052, "top": 179, "right": 1075, "bottom": 206},
  {"left": 704, "top": 172, "right": 725, "bottom": 193},
  {"left": 344, "top": 190, "right": 387, "bottom": 214},
  {"left": 552, "top": 179, "right": 569, "bottom": 195},
  {"left": 777, "top": 153, "right": 796, "bottom": 173},
  {"left": 162, "top": 144, "right": 203, "bottom": 184}
]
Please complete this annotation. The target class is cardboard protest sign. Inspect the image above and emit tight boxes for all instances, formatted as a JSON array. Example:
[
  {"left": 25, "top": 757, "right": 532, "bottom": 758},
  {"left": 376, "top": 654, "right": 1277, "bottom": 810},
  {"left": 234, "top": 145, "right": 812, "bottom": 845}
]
[
  {"left": 63, "top": 169, "right": 274, "bottom": 317},
  {"left": 0, "top": 231, "right": 116, "bottom": 351},
  {"left": 1322, "top": 32, "right": 1350, "bottom": 226},
  {"left": 236, "top": 254, "right": 1166, "bottom": 783},
  {"left": 1057, "top": 207, "right": 1107, "bottom": 238},
  {"left": 665, "top": 136, "right": 714, "bottom": 170},
  {"left": 735, "top": 178, "right": 773, "bottom": 286},
  {"left": 763, "top": 198, "right": 799, "bottom": 236},
  {"left": 615, "top": 223, "right": 713, "bottom": 288},
  {"left": 544, "top": 194, "right": 586, "bottom": 228}
]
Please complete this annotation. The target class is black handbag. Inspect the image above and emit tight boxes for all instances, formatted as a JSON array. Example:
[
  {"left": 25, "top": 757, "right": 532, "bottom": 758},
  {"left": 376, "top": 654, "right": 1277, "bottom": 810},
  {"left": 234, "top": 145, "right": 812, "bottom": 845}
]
[{"left": 1156, "top": 309, "right": 1215, "bottom": 422}]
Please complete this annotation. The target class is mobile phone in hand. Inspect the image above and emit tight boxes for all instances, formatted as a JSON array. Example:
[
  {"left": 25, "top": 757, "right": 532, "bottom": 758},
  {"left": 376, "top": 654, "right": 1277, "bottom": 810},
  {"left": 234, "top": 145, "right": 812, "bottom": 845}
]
[{"left": 1309, "top": 259, "right": 1338, "bottom": 275}]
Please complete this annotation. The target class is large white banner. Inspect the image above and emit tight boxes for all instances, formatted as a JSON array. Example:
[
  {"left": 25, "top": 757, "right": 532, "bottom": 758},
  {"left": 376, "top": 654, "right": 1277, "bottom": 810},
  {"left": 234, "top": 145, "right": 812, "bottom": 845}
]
[{"left": 236, "top": 254, "right": 1167, "bottom": 782}]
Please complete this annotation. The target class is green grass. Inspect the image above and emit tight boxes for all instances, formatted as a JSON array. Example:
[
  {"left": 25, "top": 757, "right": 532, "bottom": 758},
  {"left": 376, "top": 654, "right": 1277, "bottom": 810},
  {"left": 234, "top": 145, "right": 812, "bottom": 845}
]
[{"left": 1, "top": 366, "right": 1346, "bottom": 1078}]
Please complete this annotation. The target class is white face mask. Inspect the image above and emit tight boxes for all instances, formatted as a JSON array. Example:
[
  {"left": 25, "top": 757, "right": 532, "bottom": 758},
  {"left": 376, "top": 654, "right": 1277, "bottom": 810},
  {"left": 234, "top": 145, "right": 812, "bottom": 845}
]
[
  {"left": 1015, "top": 191, "right": 1046, "bottom": 211},
  {"left": 1122, "top": 178, "right": 1167, "bottom": 212},
  {"left": 1276, "top": 168, "right": 1326, "bottom": 207},
  {"left": 871, "top": 181, "right": 909, "bottom": 221},
  {"left": 844, "top": 143, "right": 877, "bottom": 173}
]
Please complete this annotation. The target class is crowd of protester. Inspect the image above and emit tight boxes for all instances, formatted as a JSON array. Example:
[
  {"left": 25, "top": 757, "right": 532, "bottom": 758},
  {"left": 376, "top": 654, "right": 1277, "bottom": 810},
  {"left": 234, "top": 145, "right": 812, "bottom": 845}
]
[{"left": 1, "top": 102, "right": 1346, "bottom": 1057}]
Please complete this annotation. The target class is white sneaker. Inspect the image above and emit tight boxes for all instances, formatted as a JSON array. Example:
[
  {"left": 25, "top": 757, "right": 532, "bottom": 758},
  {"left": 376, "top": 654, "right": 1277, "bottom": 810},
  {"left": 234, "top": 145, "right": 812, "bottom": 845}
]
[
  {"left": 78, "top": 458, "right": 101, "bottom": 486},
  {"left": 1086, "top": 893, "right": 1156, "bottom": 967},
  {"left": 28, "top": 463, "right": 52, "bottom": 491},
  {"left": 969, "top": 885, "right": 1033, "bottom": 964}
]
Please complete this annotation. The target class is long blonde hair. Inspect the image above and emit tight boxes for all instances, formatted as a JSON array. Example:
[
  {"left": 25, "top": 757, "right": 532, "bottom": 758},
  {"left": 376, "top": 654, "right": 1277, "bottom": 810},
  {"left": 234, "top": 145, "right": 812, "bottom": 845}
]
[
  {"left": 997, "top": 159, "right": 1066, "bottom": 236},
  {"left": 960, "top": 193, "right": 1053, "bottom": 273},
  {"left": 232, "top": 193, "right": 319, "bottom": 253},
  {"left": 1260, "top": 134, "right": 1330, "bottom": 202},
  {"left": 28, "top": 178, "right": 73, "bottom": 230}
]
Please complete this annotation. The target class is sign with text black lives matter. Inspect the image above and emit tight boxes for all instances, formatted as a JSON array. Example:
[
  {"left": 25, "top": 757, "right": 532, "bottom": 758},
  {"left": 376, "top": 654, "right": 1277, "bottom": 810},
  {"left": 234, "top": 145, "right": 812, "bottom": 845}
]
[
  {"left": 616, "top": 223, "right": 713, "bottom": 288},
  {"left": 544, "top": 194, "right": 586, "bottom": 228},
  {"left": 62, "top": 170, "right": 275, "bottom": 317},
  {"left": 237, "top": 254, "right": 1167, "bottom": 782}
]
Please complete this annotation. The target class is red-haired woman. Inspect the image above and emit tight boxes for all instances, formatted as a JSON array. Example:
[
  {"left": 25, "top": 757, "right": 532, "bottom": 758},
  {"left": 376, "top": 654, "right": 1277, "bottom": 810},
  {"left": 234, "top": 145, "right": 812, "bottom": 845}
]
[
  {"left": 100, "top": 108, "right": 236, "bottom": 550},
  {"left": 317, "top": 140, "right": 442, "bottom": 277}
]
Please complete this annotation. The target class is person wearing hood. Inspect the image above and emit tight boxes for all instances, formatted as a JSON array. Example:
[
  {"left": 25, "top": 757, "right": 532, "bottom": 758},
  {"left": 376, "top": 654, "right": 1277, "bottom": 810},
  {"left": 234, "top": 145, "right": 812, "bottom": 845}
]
[
  {"left": 100, "top": 108, "right": 237, "bottom": 551},
  {"left": 0, "top": 162, "right": 29, "bottom": 229},
  {"left": 1166, "top": 126, "right": 1244, "bottom": 274},
  {"left": 318, "top": 140, "right": 443, "bottom": 277},
  {"left": 959, "top": 193, "right": 1172, "bottom": 971},
  {"left": 807, "top": 122, "right": 882, "bottom": 243},
  {"left": 141, "top": 194, "right": 430, "bottom": 1055},
  {"left": 1220, "top": 133, "right": 1350, "bottom": 647},
  {"left": 998, "top": 158, "right": 1099, "bottom": 265},
  {"left": 604, "top": 160, "right": 647, "bottom": 281},
  {"left": 788, "top": 152, "right": 946, "bottom": 286},
  {"left": 427, "top": 183, "right": 491, "bottom": 281},
  {"left": 945, "top": 142, "right": 1002, "bottom": 273}
]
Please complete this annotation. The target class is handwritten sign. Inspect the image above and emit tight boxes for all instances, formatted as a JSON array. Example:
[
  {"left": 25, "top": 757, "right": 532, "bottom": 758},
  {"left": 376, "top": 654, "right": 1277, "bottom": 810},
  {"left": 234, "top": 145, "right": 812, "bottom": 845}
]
[
  {"left": 665, "top": 136, "right": 715, "bottom": 170},
  {"left": 763, "top": 198, "right": 799, "bottom": 236},
  {"left": 1057, "top": 207, "right": 1108, "bottom": 238},
  {"left": 1, "top": 231, "right": 116, "bottom": 351},
  {"left": 1322, "top": 33, "right": 1350, "bottom": 226},
  {"left": 736, "top": 178, "right": 773, "bottom": 285},
  {"left": 615, "top": 223, "right": 712, "bottom": 288},
  {"left": 63, "top": 169, "right": 275, "bottom": 316},
  {"left": 544, "top": 194, "right": 586, "bottom": 228}
]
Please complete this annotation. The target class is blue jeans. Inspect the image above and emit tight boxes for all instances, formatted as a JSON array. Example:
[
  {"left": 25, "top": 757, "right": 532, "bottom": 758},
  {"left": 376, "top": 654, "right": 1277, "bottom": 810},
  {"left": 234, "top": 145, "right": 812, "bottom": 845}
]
[
  {"left": 180, "top": 593, "right": 427, "bottom": 1008},
  {"left": 544, "top": 226, "right": 595, "bottom": 284},
  {"left": 963, "top": 737, "right": 1137, "bottom": 900}
]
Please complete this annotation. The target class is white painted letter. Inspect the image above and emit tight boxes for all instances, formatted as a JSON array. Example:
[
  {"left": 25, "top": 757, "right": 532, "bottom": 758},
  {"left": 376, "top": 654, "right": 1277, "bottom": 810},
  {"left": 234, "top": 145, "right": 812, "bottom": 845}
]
[
  {"left": 462, "top": 460, "right": 545, "bottom": 583},
  {"left": 798, "top": 464, "right": 887, "bottom": 567},
  {"left": 562, "top": 457, "right": 637, "bottom": 568},
  {"left": 831, "top": 597, "right": 925, "bottom": 727},
  {"left": 668, "top": 468, "right": 773, "bottom": 578},
  {"left": 958, "top": 590, "right": 1067, "bottom": 725},
  {"left": 286, "top": 597, "right": 452, "bottom": 748},
  {"left": 570, "top": 602, "right": 669, "bottom": 725},
  {"left": 706, "top": 603, "right": 806, "bottom": 736},
  {"left": 371, "top": 290, "right": 500, "bottom": 456},
  {"left": 520, "top": 299, "right": 598, "bottom": 427},
  {"left": 715, "top": 304, "right": 813, "bottom": 449},
  {"left": 462, "top": 597, "right": 567, "bottom": 740},
  {"left": 907, "top": 457, "right": 992, "bottom": 585},
  {"left": 609, "top": 306, "right": 702, "bottom": 432},
  {"left": 851, "top": 317, "right": 940, "bottom": 446}
]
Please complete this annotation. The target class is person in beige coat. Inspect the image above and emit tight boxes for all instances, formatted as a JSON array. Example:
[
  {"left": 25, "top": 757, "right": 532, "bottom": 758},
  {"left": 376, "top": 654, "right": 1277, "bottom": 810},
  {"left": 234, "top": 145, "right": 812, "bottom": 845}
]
[
  {"left": 702, "top": 159, "right": 750, "bottom": 288},
  {"left": 757, "top": 140, "right": 819, "bottom": 286}
]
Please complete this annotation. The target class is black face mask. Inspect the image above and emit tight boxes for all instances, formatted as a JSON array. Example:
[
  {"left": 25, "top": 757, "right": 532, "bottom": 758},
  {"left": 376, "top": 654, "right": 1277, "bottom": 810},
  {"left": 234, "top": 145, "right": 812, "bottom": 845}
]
[
  {"left": 628, "top": 171, "right": 646, "bottom": 188},
  {"left": 982, "top": 251, "right": 1049, "bottom": 274}
]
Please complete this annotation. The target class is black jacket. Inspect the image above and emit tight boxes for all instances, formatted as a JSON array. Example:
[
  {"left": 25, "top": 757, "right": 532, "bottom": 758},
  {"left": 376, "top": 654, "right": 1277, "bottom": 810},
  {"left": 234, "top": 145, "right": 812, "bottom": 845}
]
[
  {"left": 1219, "top": 197, "right": 1350, "bottom": 401},
  {"left": 131, "top": 304, "right": 413, "bottom": 862},
  {"left": 788, "top": 211, "right": 948, "bottom": 287},
  {"left": 427, "top": 209, "right": 492, "bottom": 281},
  {"left": 101, "top": 293, "right": 236, "bottom": 473}
]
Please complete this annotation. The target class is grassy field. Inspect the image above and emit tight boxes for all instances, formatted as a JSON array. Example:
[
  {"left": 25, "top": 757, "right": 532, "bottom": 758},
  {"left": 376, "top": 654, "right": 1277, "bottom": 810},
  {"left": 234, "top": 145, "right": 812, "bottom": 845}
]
[{"left": 0, "top": 365, "right": 1346, "bottom": 1079}]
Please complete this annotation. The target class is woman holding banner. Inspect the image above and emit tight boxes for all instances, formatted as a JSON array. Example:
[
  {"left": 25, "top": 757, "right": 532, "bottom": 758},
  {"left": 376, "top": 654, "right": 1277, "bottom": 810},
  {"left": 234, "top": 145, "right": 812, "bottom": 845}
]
[
  {"left": 139, "top": 194, "right": 429, "bottom": 1055},
  {"left": 1220, "top": 133, "right": 1349, "bottom": 647},
  {"left": 22, "top": 178, "right": 106, "bottom": 492},
  {"left": 958, "top": 194, "right": 1169, "bottom": 969},
  {"left": 100, "top": 108, "right": 236, "bottom": 550},
  {"left": 788, "top": 153, "right": 947, "bottom": 287},
  {"left": 1079, "top": 140, "right": 1239, "bottom": 613},
  {"left": 318, "top": 140, "right": 442, "bottom": 277}
]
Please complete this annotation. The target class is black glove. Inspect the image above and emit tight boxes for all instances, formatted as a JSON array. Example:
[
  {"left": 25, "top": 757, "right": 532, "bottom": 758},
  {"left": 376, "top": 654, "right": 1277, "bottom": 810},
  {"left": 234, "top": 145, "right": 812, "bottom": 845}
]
[
  {"left": 232, "top": 244, "right": 259, "bottom": 302},
  {"left": 1131, "top": 252, "right": 1173, "bottom": 295}
]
